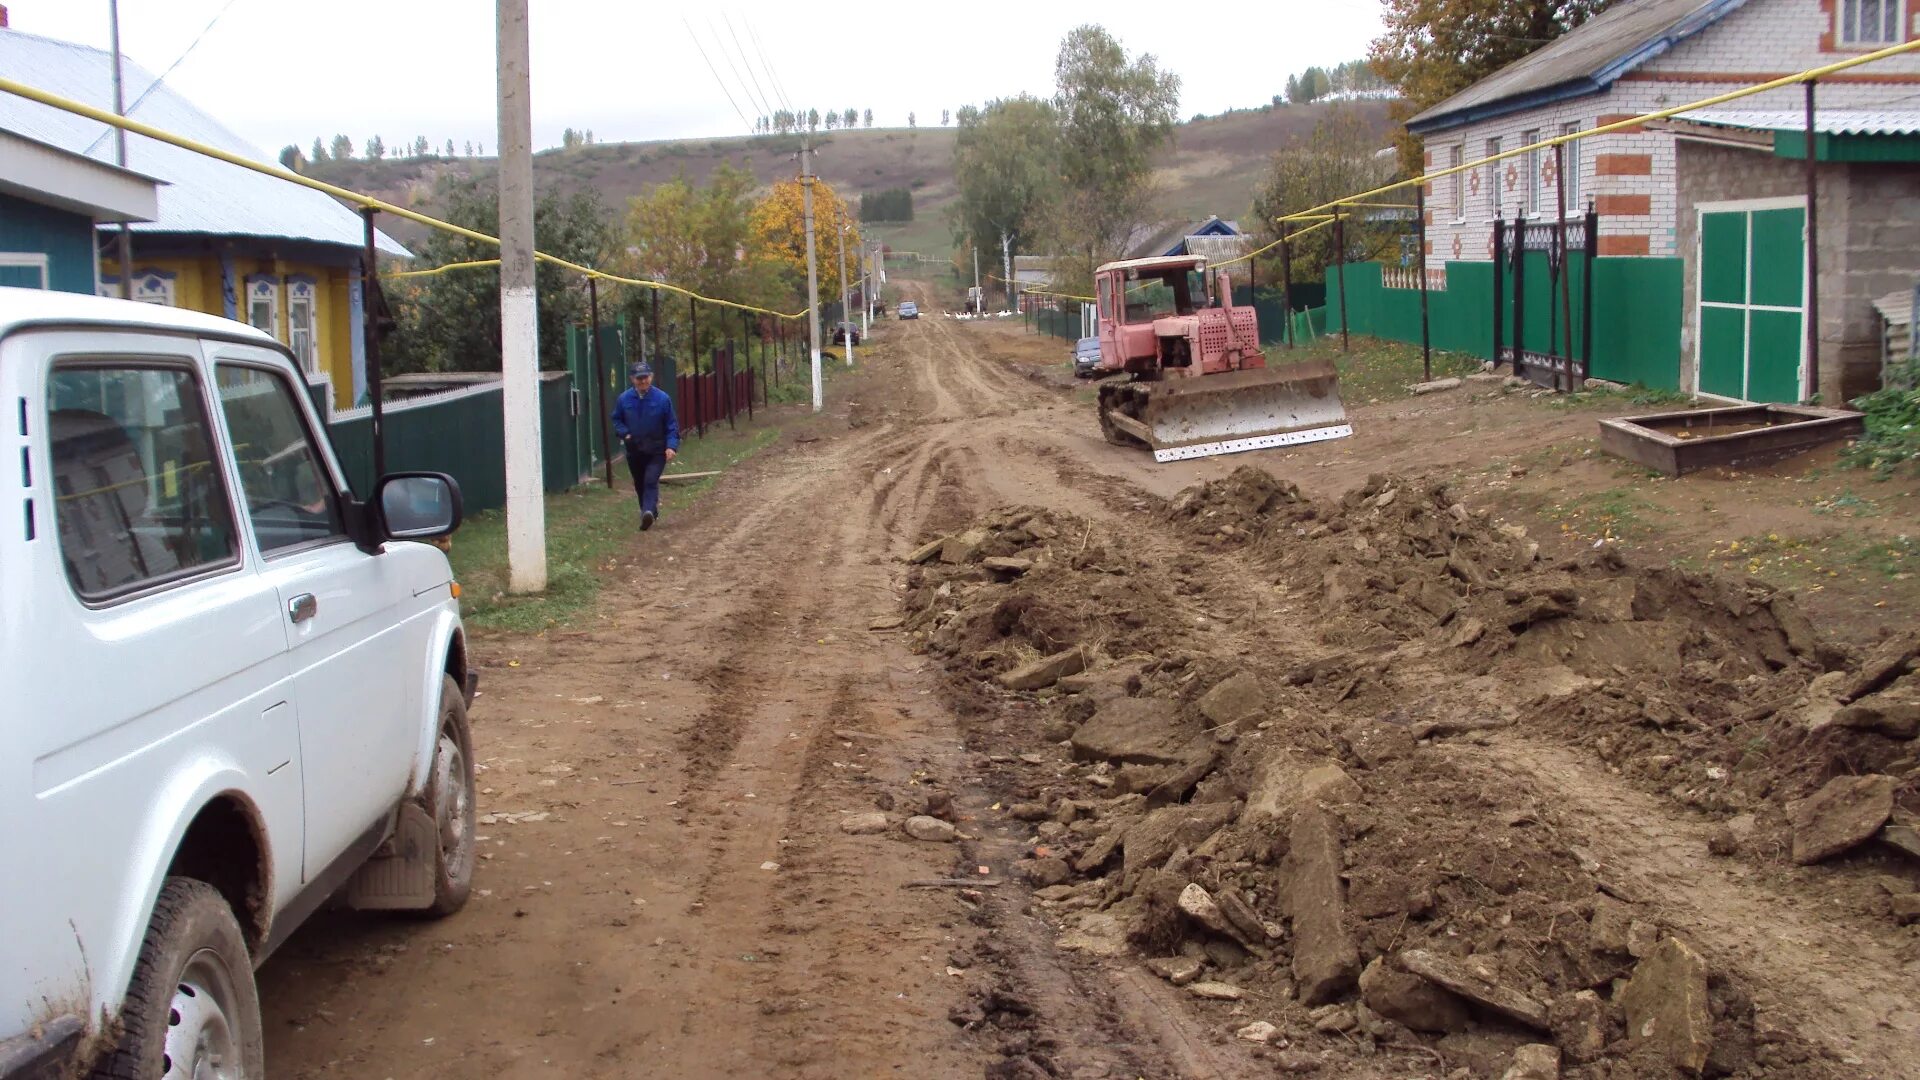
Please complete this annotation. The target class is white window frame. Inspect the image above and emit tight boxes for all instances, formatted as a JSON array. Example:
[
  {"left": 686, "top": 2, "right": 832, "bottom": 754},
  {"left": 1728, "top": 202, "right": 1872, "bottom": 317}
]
[
  {"left": 1562, "top": 122, "right": 1584, "bottom": 215},
  {"left": 1521, "top": 129, "right": 1541, "bottom": 217},
  {"left": 1448, "top": 145, "right": 1465, "bottom": 222},
  {"left": 246, "top": 275, "right": 282, "bottom": 343},
  {"left": 286, "top": 276, "right": 319, "bottom": 374},
  {"left": 0, "top": 253, "right": 50, "bottom": 289},
  {"left": 1487, "top": 137, "right": 1504, "bottom": 220},
  {"left": 1839, "top": 0, "right": 1906, "bottom": 46},
  {"left": 130, "top": 269, "right": 175, "bottom": 306}
]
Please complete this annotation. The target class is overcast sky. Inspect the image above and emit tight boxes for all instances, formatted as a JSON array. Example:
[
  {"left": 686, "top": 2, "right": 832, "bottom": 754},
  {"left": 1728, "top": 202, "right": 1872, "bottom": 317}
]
[{"left": 10, "top": 1, "right": 1386, "bottom": 156}]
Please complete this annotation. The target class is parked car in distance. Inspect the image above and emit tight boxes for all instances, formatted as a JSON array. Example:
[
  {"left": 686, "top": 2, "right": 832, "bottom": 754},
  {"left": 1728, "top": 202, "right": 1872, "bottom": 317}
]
[
  {"left": 898, "top": 300, "right": 919, "bottom": 320},
  {"left": 1073, "top": 336, "right": 1104, "bottom": 378},
  {"left": 832, "top": 321, "right": 862, "bottom": 346},
  {"left": 0, "top": 289, "right": 478, "bottom": 1080}
]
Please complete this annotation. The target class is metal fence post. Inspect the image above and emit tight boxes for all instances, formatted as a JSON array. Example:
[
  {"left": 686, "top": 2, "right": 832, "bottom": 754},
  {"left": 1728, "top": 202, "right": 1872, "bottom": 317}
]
[
  {"left": 1280, "top": 221, "right": 1294, "bottom": 349},
  {"left": 1492, "top": 219, "right": 1506, "bottom": 370},
  {"left": 359, "top": 207, "right": 386, "bottom": 478},
  {"left": 589, "top": 277, "right": 612, "bottom": 488},
  {"left": 1582, "top": 205, "right": 1598, "bottom": 383},
  {"left": 1555, "top": 143, "right": 1577, "bottom": 391},
  {"left": 1334, "top": 206, "right": 1349, "bottom": 353},
  {"left": 649, "top": 288, "right": 660, "bottom": 363},
  {"left": 1805, "top": 79, "right": 1821, "bottom": 403},
  {"left": 1511, "top": 211, "right": 1527, "bottom": 381},
  {"left": 1414, "top": 184, "right": 1432, "bottom": 381}
]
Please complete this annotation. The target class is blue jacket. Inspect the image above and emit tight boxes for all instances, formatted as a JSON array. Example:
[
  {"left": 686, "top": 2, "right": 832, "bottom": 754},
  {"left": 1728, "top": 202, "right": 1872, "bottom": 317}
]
[{"left": 611, "top": 385, "right": 679, "bottom": 453}]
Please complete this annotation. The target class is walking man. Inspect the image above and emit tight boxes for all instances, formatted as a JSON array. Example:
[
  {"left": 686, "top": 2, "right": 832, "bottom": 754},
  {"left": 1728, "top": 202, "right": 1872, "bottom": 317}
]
[{"left": 611, "top": 361, "right": 679, "bottom": 531}]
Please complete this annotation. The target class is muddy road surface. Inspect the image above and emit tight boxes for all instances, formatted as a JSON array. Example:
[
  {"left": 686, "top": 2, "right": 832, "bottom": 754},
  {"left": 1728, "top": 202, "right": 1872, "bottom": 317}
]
[{"left": 260, "top": 288, "right": 1920, "bottom": 1079}]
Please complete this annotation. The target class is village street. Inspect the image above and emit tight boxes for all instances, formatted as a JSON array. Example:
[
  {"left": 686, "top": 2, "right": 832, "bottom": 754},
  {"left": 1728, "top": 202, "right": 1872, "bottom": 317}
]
[{"left": 253, "top": 290, "right": 1920, "bottom": 1079}]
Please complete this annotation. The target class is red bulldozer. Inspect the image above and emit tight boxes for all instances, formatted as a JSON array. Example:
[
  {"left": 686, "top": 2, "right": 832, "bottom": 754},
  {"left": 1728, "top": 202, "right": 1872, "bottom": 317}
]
[{"left": 1090, "top": 254, "right": 1349, "bottom": 461}]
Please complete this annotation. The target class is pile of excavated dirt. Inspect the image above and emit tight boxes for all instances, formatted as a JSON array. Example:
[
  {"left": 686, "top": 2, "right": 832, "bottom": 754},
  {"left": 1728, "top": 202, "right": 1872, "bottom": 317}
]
[
  {"left": 1207, "top": 467, "right": 1917, "bottom": 859},
  {"left": 896, "top": 469, "right": 1920, "bottom": 1079}
]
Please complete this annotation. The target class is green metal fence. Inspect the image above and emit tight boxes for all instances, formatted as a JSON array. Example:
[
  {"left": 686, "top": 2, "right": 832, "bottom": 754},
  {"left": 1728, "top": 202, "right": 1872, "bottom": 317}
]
[
  {"left": 328, "top": 374, "right": 581, "bottom": 511},
  {"left": 1323, "top": 258, "right": 1683, "bottom": 390}
]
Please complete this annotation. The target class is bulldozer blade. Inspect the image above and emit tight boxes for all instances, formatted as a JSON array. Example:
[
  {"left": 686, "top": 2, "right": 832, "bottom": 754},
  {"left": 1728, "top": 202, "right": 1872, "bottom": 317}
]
[{"left": 1136, "top": 360, "right": 1351, "bottom": 463}]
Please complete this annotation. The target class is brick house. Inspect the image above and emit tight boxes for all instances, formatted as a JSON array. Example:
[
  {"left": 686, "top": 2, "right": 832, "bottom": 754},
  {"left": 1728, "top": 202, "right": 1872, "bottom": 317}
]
[{"left": 1408, "top": 0, "right": 1920, "bottom": 402}]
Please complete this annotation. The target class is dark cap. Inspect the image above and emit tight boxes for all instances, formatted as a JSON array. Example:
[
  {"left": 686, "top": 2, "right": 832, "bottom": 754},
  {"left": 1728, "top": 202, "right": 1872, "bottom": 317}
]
[{"left": 628, "top": 362, "right": 654, "bottom": 379}]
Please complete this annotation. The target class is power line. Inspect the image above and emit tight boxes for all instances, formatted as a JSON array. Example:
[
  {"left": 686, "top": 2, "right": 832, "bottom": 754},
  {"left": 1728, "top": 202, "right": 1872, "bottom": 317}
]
[
  {"left": 684, "top": 17, "right": 754, "bottom": 133},
  {"left": 745, "top": 19, "right": 798, "bottom": 122},
  {"left": 720, "top": 14, "right": 778, "bottom": 124},
  {"left": 83, "top": 0, "right": 244, "bottom": 157},
  {"left": 707, "top": 17, "right": 772, "bottom": 125}
]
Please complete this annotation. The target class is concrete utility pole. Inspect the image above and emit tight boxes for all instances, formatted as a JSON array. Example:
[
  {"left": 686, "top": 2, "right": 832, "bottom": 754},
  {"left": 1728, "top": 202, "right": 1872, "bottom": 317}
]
[
  {"left": 497, "top": 0, "right": 546, "bottom": 592},
  {"left": 860, "top": 243, "right": 872, "bottom": 338},
  {"left": 837, "top": 219, "right": 854, "bottom": 367},
  {"left": 801, "top": 141, "right": 824, "bottom": 411},
  {"left": 1001, "top": 231, "right": 1014, "bottom": 310},
  {"left": 107, "top": 0, "right": 133, "bottom": 299}
]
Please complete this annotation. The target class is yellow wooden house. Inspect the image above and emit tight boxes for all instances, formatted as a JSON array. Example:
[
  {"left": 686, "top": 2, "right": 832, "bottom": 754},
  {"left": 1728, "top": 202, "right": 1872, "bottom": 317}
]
[{"left": 0, "top": 27, "right": 407, "bottom": 412}]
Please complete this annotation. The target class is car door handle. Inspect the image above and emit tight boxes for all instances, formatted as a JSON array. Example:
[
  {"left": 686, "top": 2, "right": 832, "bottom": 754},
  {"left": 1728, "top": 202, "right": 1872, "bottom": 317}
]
[{"left": 288, "top": 593, "right": 318, "bottom": 624}]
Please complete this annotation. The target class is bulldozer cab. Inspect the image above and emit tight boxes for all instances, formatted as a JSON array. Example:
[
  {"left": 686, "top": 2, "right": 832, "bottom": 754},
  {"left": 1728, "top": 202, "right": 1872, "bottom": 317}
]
[{"left": 1119, "top": 265, "right": 1208, "bottom": 323}]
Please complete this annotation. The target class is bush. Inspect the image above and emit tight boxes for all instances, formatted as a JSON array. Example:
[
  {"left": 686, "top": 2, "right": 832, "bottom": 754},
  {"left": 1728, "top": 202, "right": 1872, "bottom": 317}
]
[{"left": 1843, "top": 354, "right": 1920, "bottom": 475}]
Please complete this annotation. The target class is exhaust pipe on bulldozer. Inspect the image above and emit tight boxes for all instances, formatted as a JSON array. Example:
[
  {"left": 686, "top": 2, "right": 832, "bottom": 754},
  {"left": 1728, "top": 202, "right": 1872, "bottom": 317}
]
[{"left": 1098, "top": 360, "right": 1352, "bottom": 463}]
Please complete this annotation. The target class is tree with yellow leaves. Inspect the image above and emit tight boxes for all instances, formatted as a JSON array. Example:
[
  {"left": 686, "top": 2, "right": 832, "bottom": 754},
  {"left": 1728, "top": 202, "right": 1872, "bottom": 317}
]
[{"left": 749, "top": 176, "right": 861, "bottom": 303}]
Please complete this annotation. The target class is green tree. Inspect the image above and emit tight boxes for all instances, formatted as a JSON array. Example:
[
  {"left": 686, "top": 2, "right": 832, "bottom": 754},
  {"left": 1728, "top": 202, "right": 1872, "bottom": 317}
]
[
  {"left": 1285, "top": 73, "right": 1302, "bottom": 104},
  {"left": 1371, "top": 0, "right": 1612, "bottom": 169},
  {"left": 366, "top": 135, "right": 386, "bottom": 161},
  {"left": 1047, "top": 24, "right": 1180, "bottom": 292},
  {"left": 310, "top": 137, "right": 327, "bottom": 163},
  {"left": 1246, "top": 107, "right": 1399, "bottom": 286},
  {"left": 330, "top": 134, "right": 353, "bottom": 159},
  {"left": 908, "top": 111, "right": 916, "bottom": 128},
  {"left": 843, "top": 108, "right": 858, "bottom": 128},
  {"left": 863, "top": 108, "right": 873, "bottom": 128},
  {"left": 949, "top": 94, "right": 1058, "bottom": 292},
  {"left": 619, "top": 164, "right": 787, "bottom": 359},
  {"left": 385, "top": 175, "right": 613, "bottom": 375},
  {"left": 278, "top": 145, "right": 302, "bottom": 172}
]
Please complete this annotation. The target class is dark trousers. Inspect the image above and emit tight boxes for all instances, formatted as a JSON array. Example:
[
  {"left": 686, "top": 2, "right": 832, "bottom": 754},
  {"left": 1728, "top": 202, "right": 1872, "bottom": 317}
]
[{"left": 625, "top": 446, "right": 667, "bottom": 516}]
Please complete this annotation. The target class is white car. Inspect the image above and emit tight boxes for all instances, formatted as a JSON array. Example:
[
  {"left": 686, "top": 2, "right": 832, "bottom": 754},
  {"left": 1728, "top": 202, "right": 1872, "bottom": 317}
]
[{"left": 0, "top": 290, "right": 477, "bottom": 1079}]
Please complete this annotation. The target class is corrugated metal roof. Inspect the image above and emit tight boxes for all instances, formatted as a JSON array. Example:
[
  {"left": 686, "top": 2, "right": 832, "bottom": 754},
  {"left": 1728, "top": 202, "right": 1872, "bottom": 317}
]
[
  {"left": 1409, "top": 0, "right": 1747, "bottom": 133},
  {"left": 0, "top": 29, "right": 406, "bottom": 256},
  {"left": 1184, "top": 235, "right": 1250, "bottom": 262},
  {"left": 1675, "top": 108, "right": 1920, "bottom": 136}
]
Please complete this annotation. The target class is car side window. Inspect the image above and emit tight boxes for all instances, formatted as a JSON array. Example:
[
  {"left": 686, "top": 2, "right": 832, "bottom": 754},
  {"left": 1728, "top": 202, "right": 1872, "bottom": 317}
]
[
  {"left": 215, "top": 363, "right": 345, "bottom": 553},
  {"left": 48, "top": 361, "right": 239, "bottom": 601}
]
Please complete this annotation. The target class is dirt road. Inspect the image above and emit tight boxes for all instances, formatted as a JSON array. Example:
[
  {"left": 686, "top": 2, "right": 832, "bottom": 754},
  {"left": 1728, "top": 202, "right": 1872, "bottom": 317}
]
[{"left": 261, "top": 289, "right": 1920, "bottom": 1079}]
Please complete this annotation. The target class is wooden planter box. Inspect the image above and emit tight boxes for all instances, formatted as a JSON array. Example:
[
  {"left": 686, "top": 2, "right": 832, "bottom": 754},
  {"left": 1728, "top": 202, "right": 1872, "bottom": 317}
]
[{"left": 1598, "top": 404, "right": 1864, "bottom": 476}]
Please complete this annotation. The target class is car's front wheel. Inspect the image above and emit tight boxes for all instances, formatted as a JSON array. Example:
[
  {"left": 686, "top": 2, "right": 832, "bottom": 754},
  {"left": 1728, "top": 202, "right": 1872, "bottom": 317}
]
[
  {"left": 89, "top": 878, "right": 264, "bottom": 1080},
  {"left": 421, "top": 674, "right": 477, "bottom": 917}
]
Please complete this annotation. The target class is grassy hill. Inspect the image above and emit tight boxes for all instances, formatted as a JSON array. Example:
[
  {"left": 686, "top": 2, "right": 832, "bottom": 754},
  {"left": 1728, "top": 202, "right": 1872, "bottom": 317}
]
[{"left": 309, "top": 100, "right": 1393, "bottom": 263}]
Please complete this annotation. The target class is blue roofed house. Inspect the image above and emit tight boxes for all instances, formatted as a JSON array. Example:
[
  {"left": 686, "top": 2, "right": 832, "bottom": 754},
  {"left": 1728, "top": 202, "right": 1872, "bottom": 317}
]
[
  {"left": 1407, "top": 0, "right": 1920, "bottom": 403},
  {"left": 0, "top": 20, "right": 409, "bottom": 411}
]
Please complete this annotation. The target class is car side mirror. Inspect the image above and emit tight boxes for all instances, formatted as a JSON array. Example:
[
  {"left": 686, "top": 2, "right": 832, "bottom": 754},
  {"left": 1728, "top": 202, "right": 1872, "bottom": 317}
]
[{"left": 374, "top": 472, "right": 463, "bottom": 541}]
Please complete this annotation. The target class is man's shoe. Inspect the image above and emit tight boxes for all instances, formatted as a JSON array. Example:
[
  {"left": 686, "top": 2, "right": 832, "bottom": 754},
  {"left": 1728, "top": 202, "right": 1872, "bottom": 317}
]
[{"left": 641, "top": 510, "right": 656, "bottom": 531}]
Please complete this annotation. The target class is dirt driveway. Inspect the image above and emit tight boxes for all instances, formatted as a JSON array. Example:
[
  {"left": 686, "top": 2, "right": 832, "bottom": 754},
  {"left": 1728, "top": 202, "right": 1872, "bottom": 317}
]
[{"left": 259, "top": 286, "right": 1920, "bottom": 1079}]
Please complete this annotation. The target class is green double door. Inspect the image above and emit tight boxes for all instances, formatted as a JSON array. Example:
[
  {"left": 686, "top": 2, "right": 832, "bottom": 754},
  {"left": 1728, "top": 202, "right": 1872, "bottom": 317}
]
[{"left": 1697, "top": 202, "right": 1805, "bottom": 402}]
